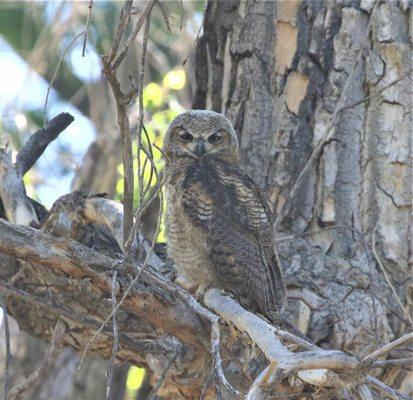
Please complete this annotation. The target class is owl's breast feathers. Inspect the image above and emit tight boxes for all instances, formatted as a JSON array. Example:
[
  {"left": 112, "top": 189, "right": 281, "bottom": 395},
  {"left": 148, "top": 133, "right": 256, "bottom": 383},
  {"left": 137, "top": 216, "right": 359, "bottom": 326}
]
[{"left": 179, "top": 155, "right": 286, "bottom": 322}]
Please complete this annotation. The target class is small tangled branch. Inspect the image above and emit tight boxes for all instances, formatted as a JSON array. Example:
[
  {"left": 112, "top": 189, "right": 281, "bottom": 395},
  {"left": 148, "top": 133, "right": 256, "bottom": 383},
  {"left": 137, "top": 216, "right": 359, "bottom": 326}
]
[
  {"left": 82, "top": 0, "right": 94, "bottom": 57},
  {"left": 43, "top": 32, "right": 85, "bottom": 125},
  {"left": 8, "top": 319, "right": 66, "bottom": 400},
  {"left": 105, "top": 270, "right": 120, "bottom": 400},
  {"left": 1, "top": 298, "right": 11, "bottom": 400},
  {"left": 372, "top": 223, "right": 413, "bottom": 326}
]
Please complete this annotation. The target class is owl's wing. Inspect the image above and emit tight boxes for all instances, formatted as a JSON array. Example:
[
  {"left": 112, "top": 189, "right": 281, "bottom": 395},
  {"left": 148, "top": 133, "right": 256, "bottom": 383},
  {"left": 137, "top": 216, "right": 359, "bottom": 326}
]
[{"left": 182, "top": 157, "right": 286, "bottom": 320}]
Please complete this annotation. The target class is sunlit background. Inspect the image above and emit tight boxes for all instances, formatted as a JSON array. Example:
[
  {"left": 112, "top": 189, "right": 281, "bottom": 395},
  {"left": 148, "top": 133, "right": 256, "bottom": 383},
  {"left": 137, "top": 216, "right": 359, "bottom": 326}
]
[
  {"left": 0, "top": 1, "right": 204, "bottom": 397},
  {"left": 0, "top": 0, "right": 203, "bottom": 207}
]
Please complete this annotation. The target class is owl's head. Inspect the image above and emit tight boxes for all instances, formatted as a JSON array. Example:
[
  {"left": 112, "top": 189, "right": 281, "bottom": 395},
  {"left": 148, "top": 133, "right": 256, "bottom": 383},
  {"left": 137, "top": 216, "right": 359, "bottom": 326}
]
[{"left": 163, "top": 110, "right": 240, "bottom": 163}]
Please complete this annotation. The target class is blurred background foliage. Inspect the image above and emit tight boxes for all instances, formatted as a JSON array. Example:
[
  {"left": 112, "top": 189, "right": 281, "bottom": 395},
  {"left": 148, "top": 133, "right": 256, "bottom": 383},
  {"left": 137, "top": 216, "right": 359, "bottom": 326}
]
[
  {"left": 0, "top": 1, "right": 204, "bottom": 397},
  {"left": 0, "top": 0, "right": 204, "bottom": 208}
]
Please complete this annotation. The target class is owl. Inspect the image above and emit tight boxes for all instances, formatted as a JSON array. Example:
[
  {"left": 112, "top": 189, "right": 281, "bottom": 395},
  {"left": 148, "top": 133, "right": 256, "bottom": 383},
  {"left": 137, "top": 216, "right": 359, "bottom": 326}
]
[{"left": 163, "top": 110, "right": 286, "bottom": 324}]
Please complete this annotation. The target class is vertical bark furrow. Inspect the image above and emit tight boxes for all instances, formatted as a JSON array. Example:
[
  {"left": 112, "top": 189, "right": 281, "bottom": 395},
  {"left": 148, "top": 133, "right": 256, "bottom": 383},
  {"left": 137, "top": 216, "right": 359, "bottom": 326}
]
[{"left": 194, "top": 1, "right": 412, "bottom": 395}]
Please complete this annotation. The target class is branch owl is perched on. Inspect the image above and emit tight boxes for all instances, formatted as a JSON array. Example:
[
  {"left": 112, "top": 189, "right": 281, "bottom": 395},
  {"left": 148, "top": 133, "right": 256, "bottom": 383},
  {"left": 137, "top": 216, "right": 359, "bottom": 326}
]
[{"left": 163, "top": 110, "right": 286, "bottom": 324}]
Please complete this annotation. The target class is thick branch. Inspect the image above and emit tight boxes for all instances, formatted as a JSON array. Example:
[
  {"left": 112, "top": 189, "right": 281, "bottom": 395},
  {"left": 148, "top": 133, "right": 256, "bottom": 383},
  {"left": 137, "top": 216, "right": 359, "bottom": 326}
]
[
  {"left": 16, "top": 112, "right": 74, "bottom": 176},
  {"left": 0, "top": 151, "right": 39, "bottom": 226},
  {"left": 0, "top": 218, "right": 208, "bottom": 350}
]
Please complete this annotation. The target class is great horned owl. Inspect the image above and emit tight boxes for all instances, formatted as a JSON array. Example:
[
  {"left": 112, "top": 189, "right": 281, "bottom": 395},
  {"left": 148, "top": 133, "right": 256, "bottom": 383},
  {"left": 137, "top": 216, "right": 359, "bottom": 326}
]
[{"left": 163, "top": 110, "right": 286, "bottom": 324}]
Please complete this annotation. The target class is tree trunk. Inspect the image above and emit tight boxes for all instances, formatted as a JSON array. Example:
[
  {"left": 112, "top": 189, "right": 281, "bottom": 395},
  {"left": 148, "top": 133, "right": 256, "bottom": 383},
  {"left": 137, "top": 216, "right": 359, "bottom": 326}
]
[
  {"left": 0, "top": 1, "right": 411, "bottom": 399},
  {"left": 193, "top": 0, "right": 412, "bottom": 393}
]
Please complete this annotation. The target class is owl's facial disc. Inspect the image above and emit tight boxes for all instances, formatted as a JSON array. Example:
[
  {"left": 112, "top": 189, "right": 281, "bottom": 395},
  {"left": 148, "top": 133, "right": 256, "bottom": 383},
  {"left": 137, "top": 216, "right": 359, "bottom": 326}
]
[
  {"left": 164, "top": 110, "right": 240, "bottom": 162},
  {"left": 173, "top": 129, "right": 229, "bottom": 159}
]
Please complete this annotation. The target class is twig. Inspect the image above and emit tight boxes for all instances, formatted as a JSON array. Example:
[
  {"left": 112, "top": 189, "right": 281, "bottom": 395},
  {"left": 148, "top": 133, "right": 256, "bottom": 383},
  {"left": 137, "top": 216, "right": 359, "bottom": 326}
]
[
  {"left": 102, "top": 0, "right": 159, "bottom": 243},
  {"left": 82, "top": 0, "right": 94, "bottom": 57},
  {"left": 362, "top": 333, "right": 413, "bottom": 364},
  {"left": 80, "top": 171, "right": 165, "bottom": 367},
  {"left": 356, "top": 384, "right": 374, "bottom": 400},
  {"left": 340, "top": 70, "right": 412, "bottom": 112},
  {"left": 101, "top": 2, "right": 136, "bottom": 243},
  {"left": 107, "top": 0, "right": 133, "bottom": 64},
  {"left": 135, "top": 10, "right": 152, "bottom": 217},
  {"left": 9, "top": 319, "right": 66, "bottom": 400},
  {"left": 152, "top": 141, "right": 170, "bottom": 163},
  {"left": 370, "top": 358, "right": 412, "bottom": 368},
  {"left": 269, "top": 394, "right": 313, "bottom": 399},
  {"left": 182, "top": 0, "right": 207, "bottom": 66},
  {"left": 179, "top": 0, "right": 183, "bottom": 31},
  {"left": 106, "top": 270, "right": 120, "bottom": 400},
  {"left": 126, "top": 132, "right": 163, "bottom": 253},
  {"left": 112, "top": 0, "right": 156, "bottom": 70},
  {"left": 372, "top": 222, "right": 413, "bottom": 326},
  {"left": 147, "top": 348, "right": 178, "bottom": 400},
  {"left": 273, "top": 3, "right": 378, "bottom": 231},
  {"left": 156, "top": 0, "right": 171, "bottom": 33},
  {"left": 1, "top": 298, "right": 11, "bottom": 400},
  {"left": 211, "top": 318, "right": 242, "bottom": 398},
  {"left": 200, "top": 371, "right": 213, "bottom": 400},
  {"left": 16, "top": 112, "right": 74, "bottom": 176},
  {"left": 43, "top": 31, "right": 85, "bottom": 125},
  {"left": 0, "top": 279, "right": 152, "bottom": 353},
  {"left": 367, "top": 376, "right": 409, "bottom": 400}
]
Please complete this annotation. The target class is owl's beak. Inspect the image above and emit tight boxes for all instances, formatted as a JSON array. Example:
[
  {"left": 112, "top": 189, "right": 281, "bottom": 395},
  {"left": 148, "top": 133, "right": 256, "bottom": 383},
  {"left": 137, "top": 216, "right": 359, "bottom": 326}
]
[{"left": 194, "top": 138, "right": 206, "bottom": 157}]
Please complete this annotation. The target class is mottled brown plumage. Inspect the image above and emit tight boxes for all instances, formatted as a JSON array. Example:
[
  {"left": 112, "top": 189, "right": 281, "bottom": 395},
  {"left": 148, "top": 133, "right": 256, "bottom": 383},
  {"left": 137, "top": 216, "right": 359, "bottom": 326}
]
[{"left": 163, "top": 110, "right": 286, "bottom": 324}]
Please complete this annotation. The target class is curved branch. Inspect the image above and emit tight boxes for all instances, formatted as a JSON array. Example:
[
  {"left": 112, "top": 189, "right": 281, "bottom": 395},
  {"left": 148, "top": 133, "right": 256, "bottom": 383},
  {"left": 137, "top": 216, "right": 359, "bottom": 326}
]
[{"left": 16, "top": 112, "right": 74, "bottom": 176}]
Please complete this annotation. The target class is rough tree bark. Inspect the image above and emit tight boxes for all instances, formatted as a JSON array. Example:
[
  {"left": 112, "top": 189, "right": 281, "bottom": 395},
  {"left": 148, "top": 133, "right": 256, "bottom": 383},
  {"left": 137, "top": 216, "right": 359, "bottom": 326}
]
[
  {"left": 193, "top": 0, "right": 412, "bottom": 394},
  {"left": 0, "top": 1, "right": 411, "bottom": 399}
]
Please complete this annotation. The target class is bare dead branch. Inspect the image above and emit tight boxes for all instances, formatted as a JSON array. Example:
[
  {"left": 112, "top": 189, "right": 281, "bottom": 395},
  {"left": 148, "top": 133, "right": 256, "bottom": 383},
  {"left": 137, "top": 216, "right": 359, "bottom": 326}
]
[
  {"left": 372, "top": 223, "right": 413, "bottom": 326},
  {"left": 43, "top": 32, "right": 85, "bottom": 125},
  {"left": 0, "top": 216, "right": 410, "bottom": 398},
  {"left": 362, "top": 333, "right": 413, "bottom": 364},
  {"left": 0, "top": 279, "right": 153, "bottom": 354},
  {"left": 0, "top": 219, "right": 208, "bottom": 348},
  {"left": 101, "top": 74, "right": 134, "bottom": 244},
  {"left": 107, "top": 0, "right": 133, "bottom": 64},
  {"left": 82, "top": 0, "right": 94, "bottom": 57},
  {"left": 0, "top": 150, "right": 39, "bottom": 226},
  {"left": 135, "top": 11, "right": 152, "bottom": 215},
  {"left": 112, "top": 0, "right": 156, "bottom": 70},
  {"left": 179, "top": 0, "right": 184, "bottom": 31},
  {"left": 101, "top": 0, "right": 158, "bottom": 244},
  {"left": 1, "top": 298, "right": 11, "bottom": 400},
  {"left": 357, "top": 383, "right": 374, "bottom": 400},
  {"left": 8, "top": 319, "right": 66, "bottom": 400},
  {"left": 340, "top": 69, "right": 413, "bottom": 112},
  {"left": 182, "top": 0, "right": 207, "bottom": 66},
  {"left": 16, "top": 112, "right": 74, "bottom": 176},
  {"left": 156, "top": 0, "right": 172, "bottom": 33},
  {"left": 370, "top": 358, "right": 412, "bottom": 368},
  {"left": 366, "top": 376, "right": 409, "bottom": 400},
  {"left": 204, "top": 288, "right": 404, "bottom": 399},
  {"left": 81, "top": 171, "right": 163, "bottom": 366},
  {"left": 147, "top": 348, "right": 178, "bottom": 400},
  {"left": 211, "top": 317, "right": 242, "bottom": 398},
  {"left": 105, "top": 270, "right": 120, "bottom": 400}
]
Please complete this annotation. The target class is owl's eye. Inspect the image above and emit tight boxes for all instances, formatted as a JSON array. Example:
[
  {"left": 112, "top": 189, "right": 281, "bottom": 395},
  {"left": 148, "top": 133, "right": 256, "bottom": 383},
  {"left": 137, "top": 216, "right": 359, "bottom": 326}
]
[
  {"left": 208, "top": 132, "right": 222, "bottom": 144},
  {"left": 179, "top": 131, "right": 193, "bottom": 143}
]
